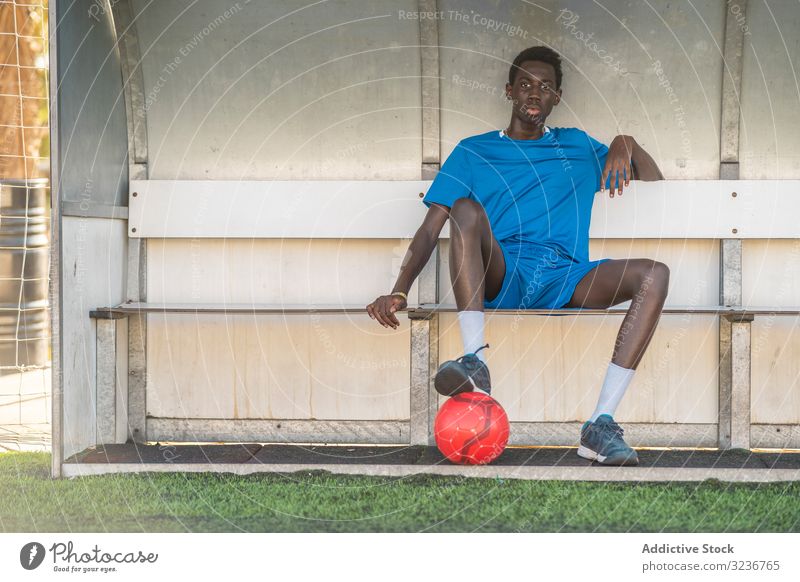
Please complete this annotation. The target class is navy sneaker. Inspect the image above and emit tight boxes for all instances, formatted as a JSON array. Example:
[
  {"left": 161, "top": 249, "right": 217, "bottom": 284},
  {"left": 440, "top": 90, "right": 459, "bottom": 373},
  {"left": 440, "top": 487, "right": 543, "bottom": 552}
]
[
  {"left": 578, "top": 414, "right": 639, "bottom": 466},
  {"left": 434, "top": 344, "right": 491, "bottom": 396}
]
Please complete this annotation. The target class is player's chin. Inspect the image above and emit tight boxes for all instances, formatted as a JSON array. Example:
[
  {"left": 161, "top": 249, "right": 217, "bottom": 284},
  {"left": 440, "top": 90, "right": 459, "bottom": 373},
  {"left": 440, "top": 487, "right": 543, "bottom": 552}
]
[
  {"left": 524, "top": 109, "right": 545, "bottom": 123},
  {"left": 516, "top": 111, "right": 542, "bottom": 125}
]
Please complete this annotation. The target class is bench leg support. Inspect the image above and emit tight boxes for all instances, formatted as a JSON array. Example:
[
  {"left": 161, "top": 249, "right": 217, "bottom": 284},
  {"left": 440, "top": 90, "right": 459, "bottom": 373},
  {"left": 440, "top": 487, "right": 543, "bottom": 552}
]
[
  {"left": 96, "top": 319, "right": 117, "bottom": 444},
  {"left": 719, "top": 315, "right": 752, "bottom": 450},
  {"left": 95, "top": 317, "right": 129, "bottom": 445},
  {"left": 410, "top": 314, "right": 439, "bottom": 446},
  {"left": 128, "top": 313, "right": 147, "bottom": 443}
]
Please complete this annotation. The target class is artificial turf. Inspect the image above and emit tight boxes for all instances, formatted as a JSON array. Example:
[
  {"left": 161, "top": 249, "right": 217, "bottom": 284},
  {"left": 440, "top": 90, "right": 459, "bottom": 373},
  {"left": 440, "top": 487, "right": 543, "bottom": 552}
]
[{"left": 1, "top": 452, "right": 798, "bottom": 532}]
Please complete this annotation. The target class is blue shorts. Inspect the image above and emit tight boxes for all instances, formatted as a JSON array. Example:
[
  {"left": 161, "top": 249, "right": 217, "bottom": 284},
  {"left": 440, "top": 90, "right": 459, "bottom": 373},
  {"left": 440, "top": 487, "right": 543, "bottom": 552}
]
[{"left": 483, "top": 239, "right": 611, "bottom": 310}]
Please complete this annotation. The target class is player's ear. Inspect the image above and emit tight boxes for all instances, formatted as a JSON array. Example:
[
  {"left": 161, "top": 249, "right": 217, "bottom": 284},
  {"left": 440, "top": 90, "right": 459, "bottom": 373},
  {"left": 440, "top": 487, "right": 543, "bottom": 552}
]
[
  {"left": 505, "top": 82, "right": 512, "bottom": 100},
  {"left": 554, "top": 88, "right": 562, "bottom": 105}
]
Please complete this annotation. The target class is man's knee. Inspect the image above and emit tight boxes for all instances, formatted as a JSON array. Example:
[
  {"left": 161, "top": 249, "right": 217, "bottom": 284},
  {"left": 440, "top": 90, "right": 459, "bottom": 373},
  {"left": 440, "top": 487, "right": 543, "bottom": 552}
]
[
  {"left": 449, "top": 198, "right": 486, "bottom": 232},
  {"left": 640, "top": 260, "right": 670, "bottom": 294}
]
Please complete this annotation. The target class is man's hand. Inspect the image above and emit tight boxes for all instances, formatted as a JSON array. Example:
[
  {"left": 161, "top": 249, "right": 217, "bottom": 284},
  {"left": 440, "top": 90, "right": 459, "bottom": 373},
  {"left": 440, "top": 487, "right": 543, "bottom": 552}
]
[
  {"left": 366, "top": 294, "right": 407, "bottom": 329},
  {"left": 602, "top": 135, "right": 636, "bottom": 197}
]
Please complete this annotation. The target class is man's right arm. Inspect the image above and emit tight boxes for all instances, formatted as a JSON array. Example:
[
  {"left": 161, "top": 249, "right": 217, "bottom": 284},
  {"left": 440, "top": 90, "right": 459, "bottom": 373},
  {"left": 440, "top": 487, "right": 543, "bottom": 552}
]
[{"left": 366, "top": 203, "right": 450, "bottom": 328}]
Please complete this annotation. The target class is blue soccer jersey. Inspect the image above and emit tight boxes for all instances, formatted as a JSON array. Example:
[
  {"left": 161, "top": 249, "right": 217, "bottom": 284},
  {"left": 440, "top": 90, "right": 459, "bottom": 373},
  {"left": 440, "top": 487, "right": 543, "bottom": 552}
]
[{"left": 422, "top": 127, "right": 612, "bottom": 309}]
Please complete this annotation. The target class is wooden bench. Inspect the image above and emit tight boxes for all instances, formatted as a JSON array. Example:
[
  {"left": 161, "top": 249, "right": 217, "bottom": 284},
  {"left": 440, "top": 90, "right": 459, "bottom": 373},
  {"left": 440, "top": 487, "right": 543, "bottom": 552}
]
[{"left": 90, "top": 179, "right": 800, "bottom": 451}]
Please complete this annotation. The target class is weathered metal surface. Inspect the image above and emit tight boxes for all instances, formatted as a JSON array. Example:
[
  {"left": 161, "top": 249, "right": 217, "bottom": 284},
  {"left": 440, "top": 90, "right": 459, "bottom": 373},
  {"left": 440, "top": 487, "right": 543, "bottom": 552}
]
[
  {"left": 438, "top": 0, "right": 725, "bottom": 179},
  {"left": 730, "top": 321, "right": 752, "bottom": 450},
  {"left": 148, "top": 418, "right": 409, "bottom": 445},
  {"left": 720, "top": 0, "right": 747, "bottom": 165},
  {"left": 55, "top": 1, "right": 128, "bottom": 206},
  {"left": 95, "top": 319, "right": 116, "bottom": 444},
  {"left": 740, "top": 0, "right": 800, "bottom": 178},
  {"left": 61, "top": 202, "right": 129, "bottom": 220},
  {"left": 48, "top": 0, "right": 62, "bottom": 479},
  {"left": 720, "top": 239, "right": 743, "bottom": 307},
  {"left": 130, "top": 0, "right": 422, "bottom": 180},
  {"left": 409, "top": 318, "right": 430, "bottom": 446},
  {"left": 751, "top": 425, "right": 800, "bottom": 450},
  {"left": 127, "top": 313, "right": 146, "bottom": 443},
  {"left": 419, "top": 0, "right": 440, "bottom": 166},
  {"left": 110, "top": 0, "right": 149, "bottom": 168}
]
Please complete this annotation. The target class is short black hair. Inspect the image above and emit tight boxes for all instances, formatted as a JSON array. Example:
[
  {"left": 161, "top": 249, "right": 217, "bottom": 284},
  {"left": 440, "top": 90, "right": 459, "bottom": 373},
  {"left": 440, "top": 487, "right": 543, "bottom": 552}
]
[{"left": 508, "top": 46, "right": 563, "bottom": 89}]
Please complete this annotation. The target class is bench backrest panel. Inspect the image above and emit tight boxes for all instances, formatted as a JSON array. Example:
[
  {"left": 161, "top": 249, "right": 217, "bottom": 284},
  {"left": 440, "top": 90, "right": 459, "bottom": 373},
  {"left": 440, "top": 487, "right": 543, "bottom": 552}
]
[{"left": 129, "top": 180, "right": 800, "bottom": 239}]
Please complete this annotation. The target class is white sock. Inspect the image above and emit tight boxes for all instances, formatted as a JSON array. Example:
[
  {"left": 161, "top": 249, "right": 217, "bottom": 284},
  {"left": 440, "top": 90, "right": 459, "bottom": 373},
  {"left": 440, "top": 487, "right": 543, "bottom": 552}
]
[
  {"left": 457, "top": 310, "right": 487, "bottom": 363},
  {"left": 589, "top": 362, "right": 636, "bottom": 422}
]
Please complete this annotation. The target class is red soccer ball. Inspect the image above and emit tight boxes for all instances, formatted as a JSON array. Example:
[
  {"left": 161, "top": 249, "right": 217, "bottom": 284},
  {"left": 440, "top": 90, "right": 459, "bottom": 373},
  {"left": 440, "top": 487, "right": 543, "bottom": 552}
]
[{"left": 434, "top": 392, "right": 510, "bottom": 465}]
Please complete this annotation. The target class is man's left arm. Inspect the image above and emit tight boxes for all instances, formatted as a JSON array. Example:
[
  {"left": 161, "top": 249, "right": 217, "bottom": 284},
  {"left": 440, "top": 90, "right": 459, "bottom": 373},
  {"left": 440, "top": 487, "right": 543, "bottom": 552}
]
[
  {"left": 627, "top": 136, "right": 663, "bottom": 182},
  {"left": 603, "top": 135, "right": 664, "bottom": 197}
]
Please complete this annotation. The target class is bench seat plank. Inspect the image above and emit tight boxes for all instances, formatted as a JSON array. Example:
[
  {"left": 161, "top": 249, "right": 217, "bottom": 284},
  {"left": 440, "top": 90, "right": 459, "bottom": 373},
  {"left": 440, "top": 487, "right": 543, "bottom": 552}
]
[{"left": 90, "top": 302, "right": 800, "bottom": 318}]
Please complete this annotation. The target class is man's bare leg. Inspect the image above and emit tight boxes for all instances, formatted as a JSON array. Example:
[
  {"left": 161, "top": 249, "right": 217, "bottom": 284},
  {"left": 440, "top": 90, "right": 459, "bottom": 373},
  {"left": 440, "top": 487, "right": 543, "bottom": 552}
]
[
  {"left": 565, "top": 258, "right": 669, "bottom": 464},
  {"left": 564, "top": 258, "right": 670, "bottom": 369},
  {"left": 565, "top": 258, "right": 669, "bottom": 423},
  {"left": 448, "top": 198, "right": 506, "bottom": 312},
  {"left": 432, "top": 198, "right": 506, "bottom": 396}
]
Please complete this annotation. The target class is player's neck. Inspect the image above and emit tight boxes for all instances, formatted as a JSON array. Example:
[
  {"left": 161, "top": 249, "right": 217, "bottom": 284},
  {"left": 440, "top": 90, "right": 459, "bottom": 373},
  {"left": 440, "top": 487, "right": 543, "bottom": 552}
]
[{"left": 504, "top": 119, "right": 547, "bottom": 140}]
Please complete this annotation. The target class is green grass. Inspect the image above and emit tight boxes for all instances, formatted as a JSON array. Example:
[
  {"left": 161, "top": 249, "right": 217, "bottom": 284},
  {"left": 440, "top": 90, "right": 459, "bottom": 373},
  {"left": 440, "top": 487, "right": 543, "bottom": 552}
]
[{"left": 1, "top": 452, "right": 799, "bottom": 532}]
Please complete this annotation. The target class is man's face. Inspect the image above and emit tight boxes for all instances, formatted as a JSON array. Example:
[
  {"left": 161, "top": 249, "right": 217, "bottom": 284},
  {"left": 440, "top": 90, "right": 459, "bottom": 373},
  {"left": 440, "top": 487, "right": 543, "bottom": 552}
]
[{"left": 505, "top": 60, "right": 561, "bottom": 126}]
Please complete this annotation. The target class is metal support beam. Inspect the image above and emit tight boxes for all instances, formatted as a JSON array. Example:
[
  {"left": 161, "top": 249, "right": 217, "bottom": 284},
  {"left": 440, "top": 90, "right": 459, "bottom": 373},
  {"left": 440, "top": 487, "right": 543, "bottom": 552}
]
[
  {"left": 48, "top": 0, "right": 63, "bottom": 479},
  {"left": 719, "top": 239, "right": 742, "bottom": 307},
  {"left": 717, "top": 0, "right": 748, "bottom": 450},
  {"left": 62, "top": 202, "right": 129, "bottom": 220},
  {"left": 719, "top": 162, "right": 739, "bottom": 180},
  {"left": 417, "top": 245, "right": 439, "bottom": 308},
  {"left": 719, "top": 0, "right": 747, "bottom": 172},
  {"left": 425, "top": 313, "right": 439, "bottom": 445},
  {"left": 409, "top": 0, "right": 441, "bottom": 445},
  {"left": 411, "top": 243, "right": 440, "bottom": 445},
  {"left": 123, "top": 235, "right": 147, "bottom": 444},
  {"left": 729, "top": 319, "right": 752, "bottom": 449},
  {"left": 107, "top": 0, "right": 150, "bottom": 444},
  {"left": 96, "top": 319, "right": 117, "bottom": 444},
  {"left": 720, "top": 313, "right": 753, "bottom": 449},
  {"left": 407, "top": 307, "right": 442, "bottom": 447},
  {"left": 718, "top": 315, "right": 733, "bottom": 448},
  {"left": 110, "top": 0, "right": 149, "bottom": 171},
  {"left": 410, "top": 318, "right": 431, "bottom": 445},
  {"left": 127, "top": 314, "right": 147, "bottom": 443},
  {"left": 717, "top": 247, "right": 745, "bottom": 451},
  {"left": 95, "top": 317, "right": 129, "bottom": 445},
  {"left": 418, "top": 0, "right": 440, "bottom": 172}
]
